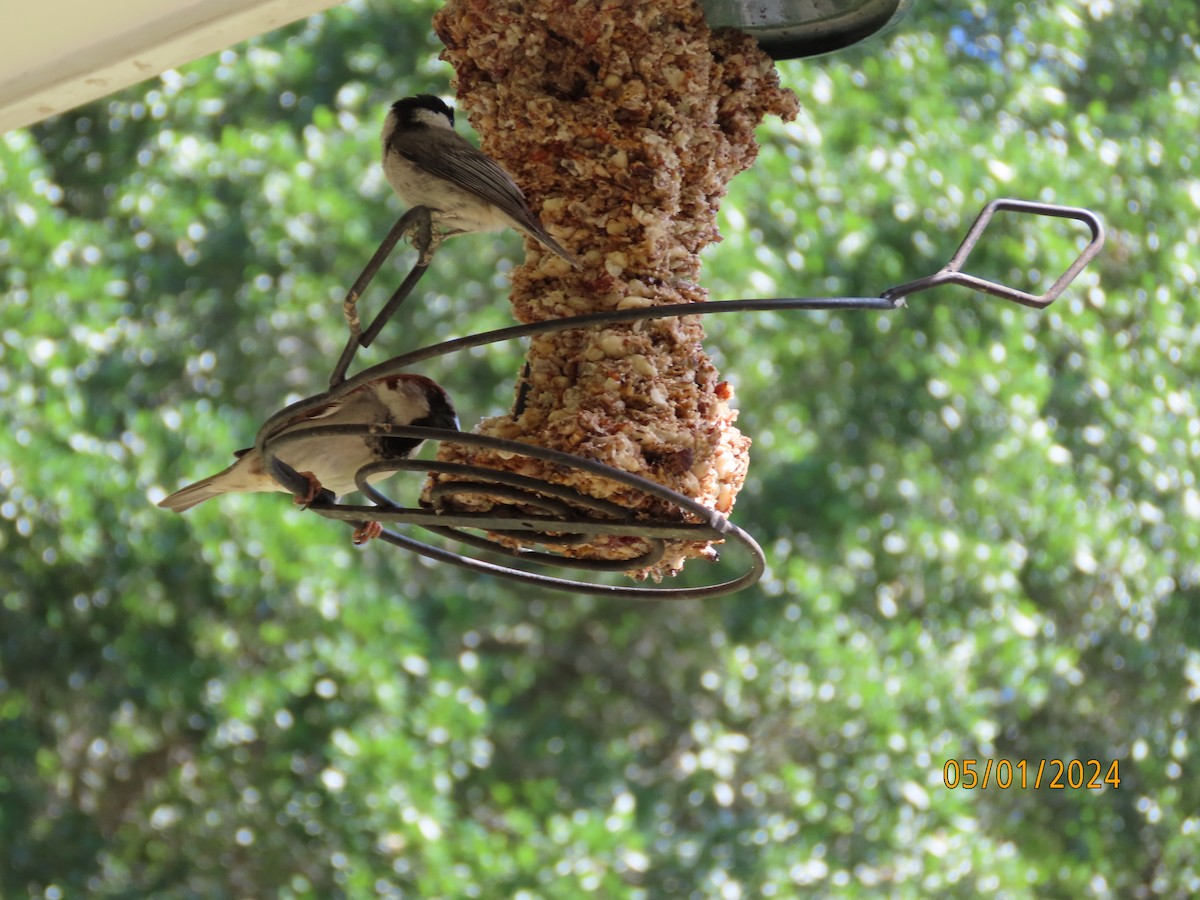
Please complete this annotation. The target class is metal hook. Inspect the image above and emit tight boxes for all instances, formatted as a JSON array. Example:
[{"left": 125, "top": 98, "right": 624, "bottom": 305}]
[{"left": 881, "top": 199, "right": 1106, "bottom": 308}]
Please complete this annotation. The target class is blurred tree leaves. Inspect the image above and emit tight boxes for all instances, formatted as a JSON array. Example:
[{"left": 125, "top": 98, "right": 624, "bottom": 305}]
[{"left": 3, "top": 0, "right": 1200, "bottom": 896}]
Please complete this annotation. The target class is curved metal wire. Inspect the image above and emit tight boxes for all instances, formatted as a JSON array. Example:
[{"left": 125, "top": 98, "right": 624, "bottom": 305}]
[
  {"left": 261, "top": 423, "right": 765, "bottom": 599},
  {"left": 264, "top": 198, "right": 1104, "bottom": 599}
]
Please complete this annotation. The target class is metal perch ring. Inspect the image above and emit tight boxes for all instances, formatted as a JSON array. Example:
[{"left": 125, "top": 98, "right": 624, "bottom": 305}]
[{"left": 264, "top": 423, "right": 767, "bottom": 599}]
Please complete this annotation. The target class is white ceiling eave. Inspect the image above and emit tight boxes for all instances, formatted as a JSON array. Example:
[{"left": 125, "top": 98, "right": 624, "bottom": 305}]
[{"left": 0, "top": 0, "right": 344, "bottom": 134}]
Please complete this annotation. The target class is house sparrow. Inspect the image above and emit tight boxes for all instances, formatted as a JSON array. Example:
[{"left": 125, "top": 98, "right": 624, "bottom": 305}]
[
  {"left": 381, "top": 94, "right": 578, "bottom": 267},
  {"left": 158, "top": 373, "right": 459, "bottom": 543}
]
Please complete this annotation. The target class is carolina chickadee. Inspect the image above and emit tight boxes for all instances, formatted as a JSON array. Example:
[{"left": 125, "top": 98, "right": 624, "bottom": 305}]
[
  {"left": 158, "top": 373, "right": 459, "bottom": 543},
  {"left": 381, "top": 94, "right": 578, "bottom": 267}
]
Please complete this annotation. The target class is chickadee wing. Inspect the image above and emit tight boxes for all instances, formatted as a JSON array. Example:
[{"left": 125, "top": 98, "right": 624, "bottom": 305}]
[{"left": 401, "top": 140, "right": 550, "bottom": 238}]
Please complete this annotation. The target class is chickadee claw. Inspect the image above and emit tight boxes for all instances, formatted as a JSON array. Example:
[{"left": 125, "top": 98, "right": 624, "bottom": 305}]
[{"left": 352, "top": 521, "right": 383, "bottom": 545}]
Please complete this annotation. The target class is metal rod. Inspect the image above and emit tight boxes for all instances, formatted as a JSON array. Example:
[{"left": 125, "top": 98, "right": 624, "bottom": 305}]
[
  {"left": 344, "top": 295, "right": 900, "bottom": 384},
  {"left": 330, "top": 206, "right": 437, "bottom": 387}
]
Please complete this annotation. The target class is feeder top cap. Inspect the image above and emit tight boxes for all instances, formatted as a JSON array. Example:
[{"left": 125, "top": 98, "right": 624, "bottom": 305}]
[{"left": 700, "top": 0, "right": 915, "bottom": 59}]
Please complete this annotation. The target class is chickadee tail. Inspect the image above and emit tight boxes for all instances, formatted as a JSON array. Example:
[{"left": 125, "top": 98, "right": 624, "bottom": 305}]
[{"left": 530, "top": 229, "right": 580, "bottom": 268}]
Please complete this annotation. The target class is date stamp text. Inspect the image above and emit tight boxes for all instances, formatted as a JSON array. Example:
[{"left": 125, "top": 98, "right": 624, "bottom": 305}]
[{"left": 942, "top": 758, "right": 1120, "bottom": 790}]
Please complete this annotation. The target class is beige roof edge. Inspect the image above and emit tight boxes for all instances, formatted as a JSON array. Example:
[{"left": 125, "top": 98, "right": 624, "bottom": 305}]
[{"left": 0, "top": 0, "right": 344, "bottom": 135}]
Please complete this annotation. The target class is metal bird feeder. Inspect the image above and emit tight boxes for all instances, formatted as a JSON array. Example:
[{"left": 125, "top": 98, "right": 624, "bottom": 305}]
[{"left": 273, "top": 198, "right": 1105, "bottom": 599}]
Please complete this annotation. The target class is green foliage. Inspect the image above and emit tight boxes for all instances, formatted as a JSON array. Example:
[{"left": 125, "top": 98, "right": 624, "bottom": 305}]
[{"left": 2, "top": 0, "right": 1199, "bottom": 896}]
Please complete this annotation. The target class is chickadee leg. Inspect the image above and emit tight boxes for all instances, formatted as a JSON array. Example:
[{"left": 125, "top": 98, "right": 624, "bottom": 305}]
[
  {"left": 351, "top": 521, "right": 383, "bottom": 545},
  {"left": 293, "top": 471, "right": 326, "bottom": 507},
  {"left": 405, "top": 206, "right": 439, "bottom": 266}
]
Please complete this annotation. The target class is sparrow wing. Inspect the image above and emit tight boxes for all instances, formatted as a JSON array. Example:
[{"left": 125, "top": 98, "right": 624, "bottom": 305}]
[{"left": 262, "top": 396, "right": 346, "bottom": 439}]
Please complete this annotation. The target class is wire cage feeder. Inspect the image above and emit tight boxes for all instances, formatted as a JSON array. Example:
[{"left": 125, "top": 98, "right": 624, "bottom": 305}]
[{"left": 262, "top": 198, "right": 1104, "bottom": 599}]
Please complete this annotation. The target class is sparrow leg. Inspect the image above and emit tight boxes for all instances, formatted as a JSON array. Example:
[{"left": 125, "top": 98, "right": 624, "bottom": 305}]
[
  {"left": 351, "top": 521, "right": 383, "bottom": 545},
  {"left": 293, "top": 471, "right": 326, "bottom": 507}
]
